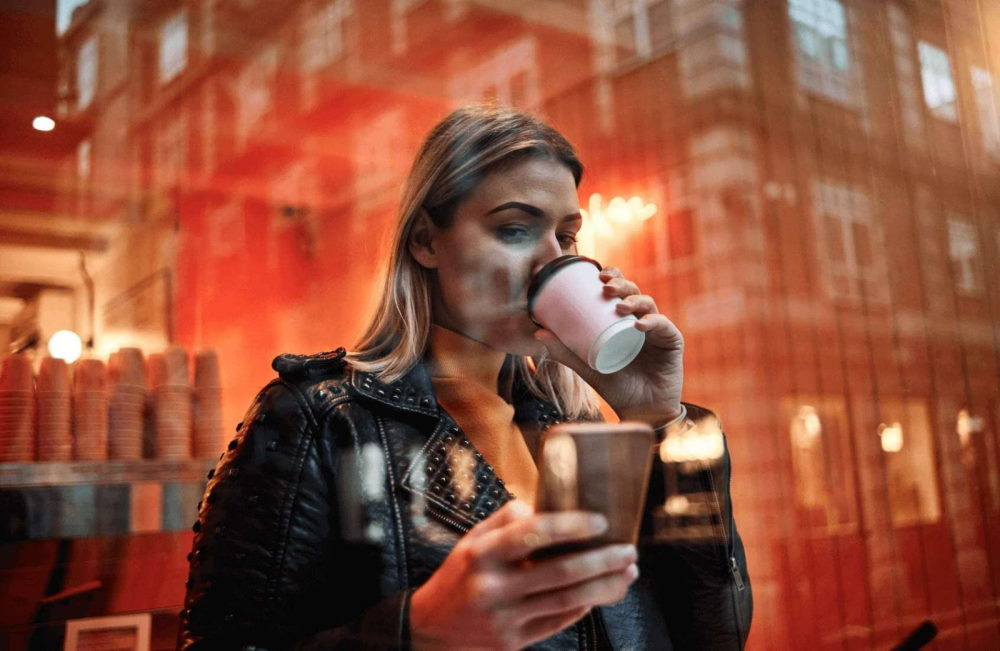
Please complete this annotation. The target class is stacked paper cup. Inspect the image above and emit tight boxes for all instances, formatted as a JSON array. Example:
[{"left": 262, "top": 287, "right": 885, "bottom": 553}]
[
  {"left": 0, "top": 353, "right": 36, "bottom": 462},
  {"left": 73, "top": 359, "right": 109, "bottom": 461},
  {"left": 151, "top": 347, "right": 191, "bottom": 460},
  {"left": 108, "top": 347, "right": 147, "bottom": 460},
  {"left": 36, "top": 357, "right": 72, "bottom": 461},
  {"left": 193, "top": 350, "right": 223, "bottom": 457}
]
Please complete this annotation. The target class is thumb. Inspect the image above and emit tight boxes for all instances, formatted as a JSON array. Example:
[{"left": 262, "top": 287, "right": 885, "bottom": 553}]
[
  {"left": 533, "top": 328, "right": 593, "bottom": 379},
  {"left": 468, "top": 498, "right": 533, "bottom": 538}
]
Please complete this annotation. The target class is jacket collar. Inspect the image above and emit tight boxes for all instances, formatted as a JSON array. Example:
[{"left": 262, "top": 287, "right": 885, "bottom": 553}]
[
  {"left": 348, "top": 361, "right": 440, "bottom": 419},
  {"left": 348, "top": 359, "right": 569, "bottom": 532},
  {"left": 348, "top": 357, "right": 566, "bottom": 427}
]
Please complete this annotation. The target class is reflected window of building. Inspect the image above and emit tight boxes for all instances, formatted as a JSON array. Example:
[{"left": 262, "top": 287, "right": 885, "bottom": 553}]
[
  {"left": 887, "top": 3, "right": 924, "bottom": 148},
  {"left": 971, "top": 66, "right": 1000, "bottom": 159},
  {"left": 917, "top": 41, "right": 957, "bottom": 122},
  {"left": 788, "top": 0, "right": 855, "bottom": 105},
  {"left": 390, "top": 0, "right": 427, "bottom": 55},
  {"left": 946, "top": 217, "right": 981, "bottom": 297},
  {"left": 158, "top": 10, "right": 188, "bottom": 83},
  {"left": 153, "top": 114, "right": 187, "bottom": 195},
  {"left": 236, "top": 45, "right": 279, "bottom": 146},
  {"left": 301, "top": 0, "right": 353, "bottom": 72},
  {"left": 76, "top": 34, "right": 98, "bottom": 109},
  {"left": 449, "top": 37, "right": 539, "bottom": 108},
  {"left": 785, "top": 400, "right": 858, "bottom": 534},
  {"left": 77, "top": 139, "right": 91, "bottom": 182},
  {"left": 674, "top": 0, "right": 749, "bottom": 99},
  {"left": 604, "top": 0, "right": 670, "bottom": 62},
  {"left": 879, "top": 400, "right": 941, "bottom": 527},
  {"left": 812, "top": 179, "right": 886, "bottom": 302}
]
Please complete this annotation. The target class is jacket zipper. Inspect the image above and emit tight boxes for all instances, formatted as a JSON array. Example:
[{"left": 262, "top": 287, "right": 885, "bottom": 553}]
[
  {"left": 730, "top": 556, "right": 745, "bottom": 591},
  {"left": 428, "top": 508, "right": 470, "bottom": 533},
  {"left": 702, "top": 458, "right": 748, "bottom": 646}
]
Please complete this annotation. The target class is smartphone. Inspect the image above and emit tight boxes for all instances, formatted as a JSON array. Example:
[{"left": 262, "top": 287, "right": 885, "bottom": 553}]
[{"left": 532, "top": 422, "right": 654, "bottom": 558}]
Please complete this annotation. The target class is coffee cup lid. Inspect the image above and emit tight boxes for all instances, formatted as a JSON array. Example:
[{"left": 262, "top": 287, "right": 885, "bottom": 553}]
[{"left": 526, "top": 255, "right": 602, "bottom": 324}]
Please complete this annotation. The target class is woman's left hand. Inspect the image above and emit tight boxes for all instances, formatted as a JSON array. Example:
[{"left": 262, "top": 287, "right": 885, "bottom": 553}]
[{"left": 534, "top": 267, "right": 684, "bottom": 425}]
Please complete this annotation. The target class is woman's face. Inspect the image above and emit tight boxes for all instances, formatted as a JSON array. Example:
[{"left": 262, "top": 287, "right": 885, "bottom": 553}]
[{"left": 412, "top": 157, "right": 582, "bottom": 356}]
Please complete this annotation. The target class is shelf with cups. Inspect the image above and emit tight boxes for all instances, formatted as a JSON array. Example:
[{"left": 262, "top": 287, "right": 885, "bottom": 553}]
[
  {"left": 0, "top": 347, "right": 224, "bottom": 541},
  {"left": 0, "top": 347, "right": 223, "bottom": 464}
]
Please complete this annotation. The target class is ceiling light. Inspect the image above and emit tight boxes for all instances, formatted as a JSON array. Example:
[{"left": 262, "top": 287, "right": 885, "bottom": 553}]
[{"left": 32, "top": 116, "right": 56, "bottom": 132}]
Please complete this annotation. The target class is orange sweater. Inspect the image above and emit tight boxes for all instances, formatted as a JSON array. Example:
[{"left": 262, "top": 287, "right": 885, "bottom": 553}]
[{"left": 428, "top": 325, "right": 538, "bottom": 506}]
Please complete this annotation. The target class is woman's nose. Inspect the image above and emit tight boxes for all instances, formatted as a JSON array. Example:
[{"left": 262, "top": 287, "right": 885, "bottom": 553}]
[{"left": 531, "top": 232, "right": 564, "bottom": 276}]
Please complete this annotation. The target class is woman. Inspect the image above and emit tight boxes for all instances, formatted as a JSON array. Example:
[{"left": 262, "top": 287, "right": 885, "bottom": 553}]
[{"left": 179, "top": 106, "right": 751, "bottom": 650}]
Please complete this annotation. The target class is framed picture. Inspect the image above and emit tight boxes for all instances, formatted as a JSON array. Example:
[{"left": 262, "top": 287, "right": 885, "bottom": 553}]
[{"left": 64, "top": 613, "right": 151, "bottom": 651}]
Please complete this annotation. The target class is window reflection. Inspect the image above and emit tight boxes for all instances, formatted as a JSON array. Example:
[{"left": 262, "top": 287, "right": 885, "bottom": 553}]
[
  {"left": 1, "top": 0, "right": 999, "bottom": 648},
  {"left": 76, "top": 34, "right": 98, "bottom": 109},
  {"left": 918, "top": 41, "right": 958, "bottom": 122},
  {"left": 946, "top": 216, "right": 982, "bottom": 297},
  {"left": 971, "top": 66, "right": 1000, "bottom": 159},
  {"left": 786, "top": 400, "right": 858, "bottom": 534},
  {"left": 158, "top": 10, "right": 188, "bottom": 84},
  {"left": 879, "top": 400, "right": 941, "bottom": 527},
  {"left": 789, "top": 0, "right": 855, "bottom": 104},
  {"left": 812, "top": 179, "right": 886, "bottom": 302}
]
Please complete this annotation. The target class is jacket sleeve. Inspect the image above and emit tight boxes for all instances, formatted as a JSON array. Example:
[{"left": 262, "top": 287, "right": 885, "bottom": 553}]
[
  {"left": 178, "top": 380, "right": 412, "bottom": 650},
  {"left": 640, "top": 402, "right": 753, "bottom": 650}
]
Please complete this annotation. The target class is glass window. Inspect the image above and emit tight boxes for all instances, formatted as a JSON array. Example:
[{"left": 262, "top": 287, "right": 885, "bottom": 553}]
[
  {"left": 887, "top": 4, "right": 925, "bottom": 146},
  {"left": 785, "top": 400, "right": 859, "bottom": 534},
  {"left": 301, "top": 0, "right": 352, "bottom": 72},
  {"left": 236, "top": 46, "right": 278, "bottom": 146},
  {"left": 159, "top": 11, "right": 188, "bottom": 83},
  {"left": 448, "top": 37, "right": 539, "bottom": 108},
  {"left": 77, "top": 34, "right": 97, "bottom": 109},
  {"left": 918, "top": 41, "right": 957, "bottom": 122},
  {"left": 971, "top": 66, "right": 1000, "bottom": 158},
  {"left": 788, "top": 0, "right": 854, "bottom": 105},
  {"left": 390, "top": 0, "right": 428, "bottom": 54},
  {"left": 947, "top": 217, "right": 981, "bottom": 296},
  {"left": 674, "top": 0, "right": 749, "bottom": 99},
  {"left": 77, "top": 139, "right": 91, "bottom": 181},
  {"left": 879, "top": 400, "right": 941, "bottom": 527},
  {"left": 813, "top": 179, "right": 886, "bottom": 302}
]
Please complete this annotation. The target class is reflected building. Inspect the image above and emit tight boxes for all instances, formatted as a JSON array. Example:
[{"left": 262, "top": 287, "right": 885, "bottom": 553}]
[{"left": 1, "top": 0, "right": 996, "bottom": 648}]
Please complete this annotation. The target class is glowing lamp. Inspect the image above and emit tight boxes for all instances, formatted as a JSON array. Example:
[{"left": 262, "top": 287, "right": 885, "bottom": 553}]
[
  {"left": 48, "top": 330, "right": 83, "bottom": 363},
  {"left": 581, "top": 193, "right": 658, "bottom": 237},
  {"left": 659, "top": 420, "right": 725, "bottom": 463},
  {"left": 32, "top": 116, "right": 55, "bottom": 132},
  {"left": 878, "top": 422, "right": 904, "bottom": 453},
  {"left": 791, "top": 405, "right": 822, "bottom": 449}
]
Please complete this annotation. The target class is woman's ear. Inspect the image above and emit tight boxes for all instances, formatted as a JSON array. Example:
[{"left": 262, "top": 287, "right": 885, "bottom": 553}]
[{"left": 408, "top": 209, "right": 439, "bottom": 269}]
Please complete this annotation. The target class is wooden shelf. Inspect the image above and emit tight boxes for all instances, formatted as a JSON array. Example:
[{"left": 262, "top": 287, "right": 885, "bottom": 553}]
[
  {"left": 0, "top": 459, "right": 219, "bottom": 540},
  {"left": 0, "top": 459, "right": 217, "bottom": 488}
]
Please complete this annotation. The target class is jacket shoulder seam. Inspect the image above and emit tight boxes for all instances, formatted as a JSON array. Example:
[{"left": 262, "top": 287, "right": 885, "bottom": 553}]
[{"left": 262, "top": 379, "right": 324, "bottom": 609}]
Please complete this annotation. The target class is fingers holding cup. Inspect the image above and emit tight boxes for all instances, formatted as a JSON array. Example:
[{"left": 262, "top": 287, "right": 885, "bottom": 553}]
[{"left": 615, "top": 294, "right": 658, "bottom": 318}]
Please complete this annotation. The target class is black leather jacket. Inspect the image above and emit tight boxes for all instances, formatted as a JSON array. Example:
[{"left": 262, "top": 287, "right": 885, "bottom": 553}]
[{"left": 178, "top": 348, "right": 751, "bottom": 650}]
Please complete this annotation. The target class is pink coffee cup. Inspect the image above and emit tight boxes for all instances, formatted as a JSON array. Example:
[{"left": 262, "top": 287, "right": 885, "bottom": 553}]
[{"left": 527, "top": 255, "right": 645, "bottom": 374}]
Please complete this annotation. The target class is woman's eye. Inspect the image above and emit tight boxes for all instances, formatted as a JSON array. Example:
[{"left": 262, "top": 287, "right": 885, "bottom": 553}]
[
  {"left": 497, "top": 225, "right": 532, "bottom": 242},
  {"left": 558, "top": 233, "right": 578, "bottom": 248}
]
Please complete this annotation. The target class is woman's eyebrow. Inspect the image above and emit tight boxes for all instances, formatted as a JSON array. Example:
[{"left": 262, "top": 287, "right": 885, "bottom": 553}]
[
  {"left": 486, "top": 201, "right": 545, "bottom": 217},
  {"left": 487, "top": 202, "right": 582, "bottom": 223}
]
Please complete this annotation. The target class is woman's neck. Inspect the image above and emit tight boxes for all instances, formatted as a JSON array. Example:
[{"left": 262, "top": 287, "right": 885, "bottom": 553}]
[{"left": 427, "top": 324, "right": 507, "bottom": 392}]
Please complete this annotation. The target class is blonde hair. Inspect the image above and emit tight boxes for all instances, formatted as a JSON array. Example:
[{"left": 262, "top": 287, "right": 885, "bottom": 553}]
[{"left": 348, "top": 106, "right": 600, "bottom": 420}]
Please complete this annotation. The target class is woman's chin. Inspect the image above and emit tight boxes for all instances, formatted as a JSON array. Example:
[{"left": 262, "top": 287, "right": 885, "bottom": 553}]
[{"left": 482, "top": 318, "right": 546, "bottom": 357}]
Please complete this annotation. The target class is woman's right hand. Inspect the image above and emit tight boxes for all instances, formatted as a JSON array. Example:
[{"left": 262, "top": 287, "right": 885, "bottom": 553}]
[{"left": 409, "top": 500, "right": 639, "bottom": 650}]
